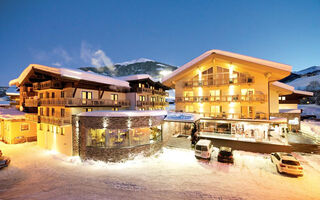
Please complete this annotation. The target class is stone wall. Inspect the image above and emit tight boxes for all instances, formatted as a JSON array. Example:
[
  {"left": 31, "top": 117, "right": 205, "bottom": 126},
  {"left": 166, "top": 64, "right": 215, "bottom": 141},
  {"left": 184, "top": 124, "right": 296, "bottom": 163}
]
[
  {"left": 271, "top": 113, "right": 301, "bottom": 131},
  {"left": 72, "top": 114, "right": 168, "bottom": 161}
]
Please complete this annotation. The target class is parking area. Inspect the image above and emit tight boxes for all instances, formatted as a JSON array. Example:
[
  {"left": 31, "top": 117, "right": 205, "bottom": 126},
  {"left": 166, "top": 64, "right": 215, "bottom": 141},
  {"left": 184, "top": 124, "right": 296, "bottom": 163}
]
[{"left": 0, "top": 142, "right": 320, "bottom": 200}]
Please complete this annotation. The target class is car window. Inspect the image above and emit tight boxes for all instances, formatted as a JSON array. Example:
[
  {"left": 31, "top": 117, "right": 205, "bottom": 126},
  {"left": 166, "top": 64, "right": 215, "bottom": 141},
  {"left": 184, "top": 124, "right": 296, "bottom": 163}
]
[
  {"left": 274, "top": 153, "right": 280, "bottom": 160},
  {"left": 282, "top": 160, "right": 300, "bottom": 166},
  {"left": 220, "top": 151, "right": 231, "bottom": 156}
]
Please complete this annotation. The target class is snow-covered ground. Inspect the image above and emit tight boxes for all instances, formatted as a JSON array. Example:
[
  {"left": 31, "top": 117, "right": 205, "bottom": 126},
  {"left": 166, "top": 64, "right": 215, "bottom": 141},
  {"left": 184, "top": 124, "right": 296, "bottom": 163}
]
[{"left": 1, "top": 142, "right": 320, "bottom": 200}]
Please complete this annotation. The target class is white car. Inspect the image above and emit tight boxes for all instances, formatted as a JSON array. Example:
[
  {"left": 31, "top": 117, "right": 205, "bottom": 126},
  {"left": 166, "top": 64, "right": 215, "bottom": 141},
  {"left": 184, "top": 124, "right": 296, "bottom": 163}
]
[
  {"left": 270, "top": 152, "right": 303, "bottom": 176},
  {"left": 195, "top": 139, "right": 213, "bottom": 160}
]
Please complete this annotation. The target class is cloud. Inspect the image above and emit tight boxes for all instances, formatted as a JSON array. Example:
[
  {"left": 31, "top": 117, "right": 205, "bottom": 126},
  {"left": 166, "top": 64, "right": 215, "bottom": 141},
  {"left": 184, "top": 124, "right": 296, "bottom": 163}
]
[
  {"left": 53, "top": 47, "right": 72, "bottom": 63},
  {"left": 52, "top": 62, "right": 62, "bottom": 67},
  {"left": 80, "top": 41, "right": 115, "bottom": 74}
]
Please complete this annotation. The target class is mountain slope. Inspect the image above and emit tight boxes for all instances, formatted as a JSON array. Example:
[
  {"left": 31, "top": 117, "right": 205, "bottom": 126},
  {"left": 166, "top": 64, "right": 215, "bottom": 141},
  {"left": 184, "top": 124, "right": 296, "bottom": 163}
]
[
  {"left": 79, "top": 58, "right": 177, "bottom": 80},
  {"left": 281, "top": 66, "right": 320, "bottom": 90}
]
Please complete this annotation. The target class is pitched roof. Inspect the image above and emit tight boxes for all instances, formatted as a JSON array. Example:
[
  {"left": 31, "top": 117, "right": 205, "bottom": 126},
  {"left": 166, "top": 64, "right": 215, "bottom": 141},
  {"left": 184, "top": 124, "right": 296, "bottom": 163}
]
[
  {"left": 272, "top": 81, "right": 313, "bottom": 96},
  {"left": 9, "top": 64, "right": 130, "bottom": 88},
  {"left": 162, "top": 49, "right": 292, "bottom": 85}
]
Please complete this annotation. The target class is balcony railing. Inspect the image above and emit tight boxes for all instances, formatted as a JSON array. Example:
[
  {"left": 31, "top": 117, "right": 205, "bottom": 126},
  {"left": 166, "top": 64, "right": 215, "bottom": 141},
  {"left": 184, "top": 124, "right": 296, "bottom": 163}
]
[
  {"left": 185, "top": 112, "right": 267, "bottom": 120},
  {"left": 176, "top": 94, "right": 266, "bottom": 103},
  {"left": 33, "top": 80, "right": 62, "bottom": 90},
  {"left": 136, "top": 101, "right": 169, "bottom": 107},
  {"left": 24, "top": 98, "right": 130, "bottom": 107},
  {"left": 25, "top": 113, "right": 39, "bottom": 123},
  {"left": 136, "top": 88, "right": 169, "bottom": 96},
  {"left": 184, "top": 76, "right": 254, "bottom": 88},
  {"left": 39, "top": 116, "right": 71, "bottom": 126}
]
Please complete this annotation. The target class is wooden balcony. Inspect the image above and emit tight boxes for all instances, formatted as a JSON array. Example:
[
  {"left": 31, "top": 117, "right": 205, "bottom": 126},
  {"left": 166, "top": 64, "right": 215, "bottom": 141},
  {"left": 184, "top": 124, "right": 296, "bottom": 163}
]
[
  {"left": 25, "top": 113, "right": 39, "bottom": 123},
  {"left": 39, "top": 116, "right": 71, "bottom": 126},
  {"left": 33, "top": 80, "right": 62, "bottom": 90},
  {"left": 184, "top": 76, "right": 254, "bottom": 88},
  {"left": 24, "top": 98, "right": 130, "bottom": 107},
  {"left": 176, "top": 94, "right": 266, "bottom": 103},
  {"left": 136, "top": 88, "right": 169, "bottom": 96},
  {"left": 136, "top": 101, "right": 169, "bottom": 107}
]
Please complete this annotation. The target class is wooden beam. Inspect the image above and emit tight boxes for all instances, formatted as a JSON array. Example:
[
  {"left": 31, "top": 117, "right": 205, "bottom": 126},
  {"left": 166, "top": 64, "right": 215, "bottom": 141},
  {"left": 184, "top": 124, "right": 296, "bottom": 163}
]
[{"left": 73, "top": 82, "right": 79, "bottom": 98}]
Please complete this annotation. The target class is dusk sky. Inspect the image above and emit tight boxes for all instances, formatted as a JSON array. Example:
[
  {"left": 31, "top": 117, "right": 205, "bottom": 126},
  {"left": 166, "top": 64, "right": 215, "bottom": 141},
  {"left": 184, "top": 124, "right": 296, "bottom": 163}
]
[{"left": 0, "top": 0, "right": 319, "bottom": 86}]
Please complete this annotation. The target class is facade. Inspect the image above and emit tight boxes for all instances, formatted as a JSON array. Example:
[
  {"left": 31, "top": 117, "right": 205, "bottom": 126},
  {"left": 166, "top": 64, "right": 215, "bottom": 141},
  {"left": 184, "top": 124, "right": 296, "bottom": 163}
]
[
  {"left": 9, "top": 64, "right": 169, "bottom": 156},
  {"left": 162, "top": 50, "right": 310, "bottom": 143},
  {"left": 73, "top": 110, "right": 168, "bottom": 162},
  {"left": 0, "top": 108, "right": 37, "bottom": 144},
  {"left": 6, "top": 87, "right": 20, "bottom": 109}
]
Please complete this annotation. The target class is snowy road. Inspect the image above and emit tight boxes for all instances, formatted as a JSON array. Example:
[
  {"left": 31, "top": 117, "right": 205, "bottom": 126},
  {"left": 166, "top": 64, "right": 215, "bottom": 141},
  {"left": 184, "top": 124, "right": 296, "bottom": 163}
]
[{"left": 0, "top": 142, "right": 320, "bottom": 200}]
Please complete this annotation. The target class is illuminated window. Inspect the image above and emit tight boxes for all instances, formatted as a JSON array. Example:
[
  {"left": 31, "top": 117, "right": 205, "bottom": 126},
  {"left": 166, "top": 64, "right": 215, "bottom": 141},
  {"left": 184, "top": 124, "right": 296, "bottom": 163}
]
[
  {"left": 281, "top": 96, "right": 286, "bottom": 100},
  {"left": 139, "top": 83, "right": 142, "bottom": 88},
  {"left": 211, "top": 105, "right": 221, "bottom": 114},
  {"left": 82, "top": 91, "right": 92, "bottom": 104},
  {"left": 86, "top": 108, "right": 92, "bottom": 112},
  {"left": 139, "top": 95, "right": 145, "bottom": 101},
  {"left": 21, "top": 124, "right": 29, "bottom": 131},
  {"left": 111, "top": 94, "right": 118, "bottom": 101},
  {"left": 61, "top": 127, "right": 64, "bottom": 135},
  {"left": 112, "top": 107, "right": 118, "bottom": 111}
]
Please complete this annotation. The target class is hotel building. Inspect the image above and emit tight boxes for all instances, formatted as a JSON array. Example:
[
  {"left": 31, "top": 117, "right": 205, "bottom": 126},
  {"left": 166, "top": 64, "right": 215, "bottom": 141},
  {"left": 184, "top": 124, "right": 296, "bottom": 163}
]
[
  {"left": 9, "top": 64, "right": 169, "bottom": 156},
  {"left": 162, "top": 50, "right": 312, "bottom": 143}
]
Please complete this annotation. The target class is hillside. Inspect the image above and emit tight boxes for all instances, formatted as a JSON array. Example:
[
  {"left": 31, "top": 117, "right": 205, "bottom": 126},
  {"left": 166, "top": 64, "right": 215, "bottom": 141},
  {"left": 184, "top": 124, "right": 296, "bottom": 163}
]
[
  {"left": 79, "top": 58, "right": 177, "bottom": 80},
  {"left": 280, "top": 66, "right": 320, "bottom": 91}
]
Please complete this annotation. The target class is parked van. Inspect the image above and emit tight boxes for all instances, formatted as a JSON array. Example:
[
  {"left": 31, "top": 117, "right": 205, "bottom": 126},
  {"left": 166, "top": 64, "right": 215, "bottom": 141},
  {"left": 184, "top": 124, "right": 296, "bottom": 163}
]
[{"left": 195, "top": 139, "right": 213, "bottom": 160}]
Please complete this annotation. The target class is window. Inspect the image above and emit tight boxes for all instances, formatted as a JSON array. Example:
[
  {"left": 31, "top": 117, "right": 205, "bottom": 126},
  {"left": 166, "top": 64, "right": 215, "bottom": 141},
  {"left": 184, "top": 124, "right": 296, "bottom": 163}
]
[
  {"left": 139, "top": 95, "right": 145, "bottom": 101},
  {"left": 61, "top": 91, "right": 65, "bottom": 98},
  {"left": 21, "top": 123, "right": 29, "bottom": 131},
  {"left": 111, "top": 94, "right": 118, "bottom": 101},
  {"left": 47, "top": 125, "right": 50, "bottom": 132},
  {"left": 40, "top": 108, "right": 44, "bottom": 116},
  {"left": 139, "top": 83, "right": 142, "bottom": 88},
  {"left": 46, "top": 107, "right": 49, "bottom": 116},
  {"left": 61, "top": 108, "right": 65, "bottom": 117},
  {"left": 82, "top": 91, "right": 92, "bottom": 104},
  {"left": 185, "top": 105, "right": 194, "bottom": 112},
  {"left": 40, "top": 93, "right": 43, "bottom": 99},
  {"left": 52, "top": 92, "right": 55, "bottom": 98},
  {"left": 281, "top": 96, "right": 286, "bottom": 101},
  {"left": 112, "top": 107, "right": 118, "bottom": 111},
  {"left": 61, "top": 127, "right": 64, "bottom": 135},
  {"left": 51, "top": 108, "right": 55, "bottom": 116},
  {"left": 211, "top": 105, "right": 221, "bottom": 114},
  {"left": 210, "top": 90, "right": 220, "bottom": 101},
  {"left": 46, "top": 92, "right": 49, "bottom": 98},
  {"left": 86, "top": 108, "right": 92, "bottom": 112}
]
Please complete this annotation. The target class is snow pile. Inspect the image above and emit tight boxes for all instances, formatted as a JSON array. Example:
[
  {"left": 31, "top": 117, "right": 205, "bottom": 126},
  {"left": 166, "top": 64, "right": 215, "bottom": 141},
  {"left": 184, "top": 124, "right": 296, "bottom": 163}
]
[
  {"left": 114, "top": 58, "right": 154, "bottom": 66},
  {"left": 294, "top": 66, "right": 320, "bottom": 75},
  {"left": 301, "top": 120, "right": 320, "bottom": 141},
  {"left": 286, "top": 74, "right": 320, "bottom": 90}
]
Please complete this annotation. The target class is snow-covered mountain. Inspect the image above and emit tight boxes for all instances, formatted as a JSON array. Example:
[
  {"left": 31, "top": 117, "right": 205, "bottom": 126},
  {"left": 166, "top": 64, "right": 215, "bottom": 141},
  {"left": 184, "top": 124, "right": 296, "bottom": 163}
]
[
  {"left": 281, "top": 66, "right": 320, "bottom": 91},
  {"left": 79, "top": 58, "right": 177, "bottom": 80}
]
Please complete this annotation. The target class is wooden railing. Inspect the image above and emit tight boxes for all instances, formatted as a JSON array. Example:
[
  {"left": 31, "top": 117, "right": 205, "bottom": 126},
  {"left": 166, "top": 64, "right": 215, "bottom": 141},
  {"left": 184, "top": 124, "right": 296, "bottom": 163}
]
[
  {"left": 24, "top": 98, "right": 130, "bottom": 107},
  {"left": 176, "top": 94, "right": 266, "bottom": 103},
  {"left": 25, "top": 113, "right": 39, "bottom": 123},
  {"left": 33, "top": 80, "right": 62, "bottom": 90},
  {"left": 136, "top": 88, "right": 169, "bottom": 96},
  {"left": 136, "top": 101, "right": 169, "bottom": 107},
  {"left": 184, "top": 76, "right": 254, "bottom": 88},
  {"left": 39, "top": 116, "right": 71, "bottom": 126}
]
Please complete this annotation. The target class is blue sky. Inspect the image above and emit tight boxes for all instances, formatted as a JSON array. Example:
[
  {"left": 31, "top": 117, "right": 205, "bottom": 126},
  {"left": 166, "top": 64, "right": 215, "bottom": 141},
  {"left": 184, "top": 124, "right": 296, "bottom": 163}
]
[{"left": 0, "top": 0, "right": 319, "bottom": 86}]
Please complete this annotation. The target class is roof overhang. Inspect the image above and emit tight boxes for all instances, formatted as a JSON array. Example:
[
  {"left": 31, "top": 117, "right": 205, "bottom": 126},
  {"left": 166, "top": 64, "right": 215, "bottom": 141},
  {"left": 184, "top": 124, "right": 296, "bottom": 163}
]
[{"left": 162, "top": 50, "right": 292, "bottom": 87}]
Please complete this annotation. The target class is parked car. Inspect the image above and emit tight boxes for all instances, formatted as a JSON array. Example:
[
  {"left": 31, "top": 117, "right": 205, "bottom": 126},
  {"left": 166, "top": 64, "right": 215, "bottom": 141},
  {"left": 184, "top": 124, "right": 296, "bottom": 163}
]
[
  {"left": 270, "top": 152, "right": 303, "bottom": 176},
  {"left": 217, "top": 146, "right": 234, "bottom": 163},
  {"left": 195, "top": 139, "right": 213, "bottom": 160},
  {"left": 0, "top": 150, "right": 10, "bottom": 169}
]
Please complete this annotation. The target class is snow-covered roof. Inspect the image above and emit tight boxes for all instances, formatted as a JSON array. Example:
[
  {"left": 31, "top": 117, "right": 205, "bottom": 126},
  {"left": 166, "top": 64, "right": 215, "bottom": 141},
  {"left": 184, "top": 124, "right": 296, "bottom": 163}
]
[
  {"left": 272, "top": 81, "right": 295, "bottom": 92},
  {"left": 279, "top": 109, "right": 301, "bottom": 114},
  {"left": 162, "top": 49, "right": 292, "bottom": 84},
  {"left": 0, "top": 108, "right": 26, "bottom": 119},
  {"left": 164, "top": 112, "right": 201, "bottom": 123},
  {"left": 77, "top": 110, "right": 167, "bottom": 117},
  {"left": 0, "top": 101, "right": 10, "bottom": 106},
  {"left": 6, "top": 87, "right": 19, "bottom": 96},
  {"left": 272, "top": 81, "right": 313, "bottom": 96},
  {"left": 117, "top": 74, "right": 155, "bottom": 82},
  {"left": 293, "top": 90, "right": 313, "bottom": 96},
  {"left": 9, "top": 64, "right": 130, "bottom": 88}
]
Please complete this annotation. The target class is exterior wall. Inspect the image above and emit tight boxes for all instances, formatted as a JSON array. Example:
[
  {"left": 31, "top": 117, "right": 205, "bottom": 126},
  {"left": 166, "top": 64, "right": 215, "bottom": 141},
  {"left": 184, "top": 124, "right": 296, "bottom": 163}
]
[
  {"left": 270, "top": 88, "right": 279, "bottom": 113},
  {"left": 175, "top": 58, "right": 270, "bottom": 119},
  {"left": 72, "top": 115, "right": 167, "bottom": 162},
  {"left": 37, "top": 123, "right": 73, "bottom": 156},
  {"left": 279, "top": 104, "right": 298, "bottom": 109},
  {"left": 0, "top": 119, "right": 37, "bottom": 144}
]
